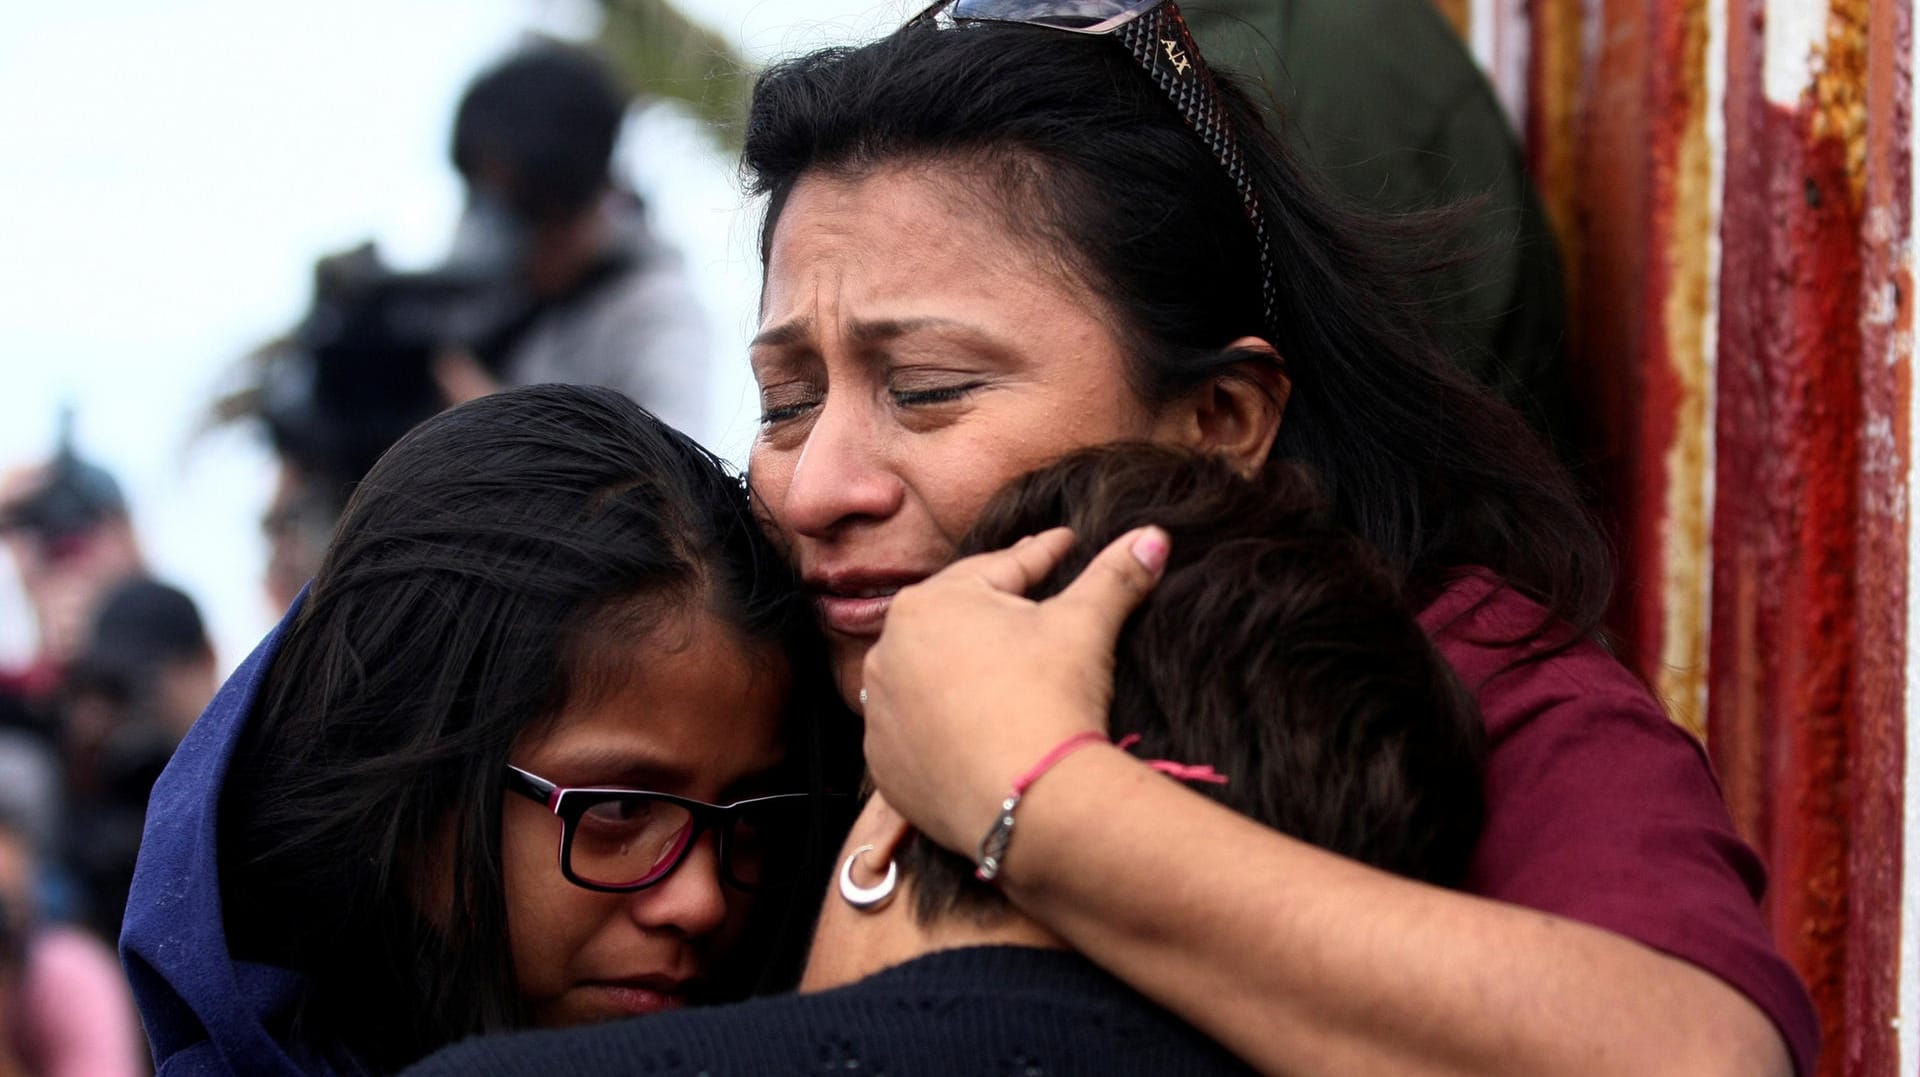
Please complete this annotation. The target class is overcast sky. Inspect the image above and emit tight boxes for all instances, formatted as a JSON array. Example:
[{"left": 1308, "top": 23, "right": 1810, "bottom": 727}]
[{"left": 0, "top": 0, "right": 909, "bottom": 668}]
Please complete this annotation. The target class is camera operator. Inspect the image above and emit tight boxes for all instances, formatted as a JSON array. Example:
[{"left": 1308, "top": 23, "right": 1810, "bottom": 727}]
[
  {"left": 62, "top": 578, "right": 217, "bottom": 941},
  {"left": 437, "top": 39, "right": 710, "bottom": 435},
  {"left": 218, "top": 245, "right": 465, "bottom": 612}
]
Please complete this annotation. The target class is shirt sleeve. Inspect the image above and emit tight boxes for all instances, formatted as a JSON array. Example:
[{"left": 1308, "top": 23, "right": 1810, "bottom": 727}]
[{"left": 1428, "top": 592, "right": 1822, "bottom": 1076}]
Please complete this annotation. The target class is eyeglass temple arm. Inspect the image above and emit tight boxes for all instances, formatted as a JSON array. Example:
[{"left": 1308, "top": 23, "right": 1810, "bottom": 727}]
[{"left": 503, "top": 765, "right": 560, "bottom": 809}]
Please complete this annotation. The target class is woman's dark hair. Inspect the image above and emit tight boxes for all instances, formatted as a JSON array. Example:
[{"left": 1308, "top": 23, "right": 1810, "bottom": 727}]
[
  {"left": 218, "top": 385, "right": 841, "bottom": 1072},
  {"left": 903, "top": 445, "right": 1487, "bottom": 923},
  {"left": 742, "top": 20, "right": 1610, "bottom": 646}
]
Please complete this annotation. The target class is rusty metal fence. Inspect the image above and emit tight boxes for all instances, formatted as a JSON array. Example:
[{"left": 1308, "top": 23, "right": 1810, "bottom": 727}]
[{"left": 1433, "top": 1, "right": 1908, "bottom": 1072}]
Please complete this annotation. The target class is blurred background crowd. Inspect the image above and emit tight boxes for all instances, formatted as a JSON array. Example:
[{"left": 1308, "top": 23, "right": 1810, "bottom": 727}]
[{"left": 2, "top": 3, "right": 905, "bottom": 1069}]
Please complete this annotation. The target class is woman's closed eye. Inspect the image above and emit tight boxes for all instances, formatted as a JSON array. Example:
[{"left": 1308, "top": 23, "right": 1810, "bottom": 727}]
[
  {"left": 757, "top": 382, "right": 823, "bottom": 425},
  {"left": 888, "top": 365, "right": 989, "bottom": 408},
  {"left": 892, "top": 382, "right": 983, "bottom": 407}
]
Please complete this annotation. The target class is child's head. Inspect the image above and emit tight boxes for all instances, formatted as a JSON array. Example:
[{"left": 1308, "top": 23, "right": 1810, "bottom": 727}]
[
  {"left": 220, "top": 385, "right": 832, "bottom": 1067},
  {"left": 903, "top": 445, "right": 1486, "bottom": 924}
]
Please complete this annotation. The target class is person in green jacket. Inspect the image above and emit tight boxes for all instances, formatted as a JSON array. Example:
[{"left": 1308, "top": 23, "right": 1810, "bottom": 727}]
[{"left": 1190, "top": 0, "right": 1577, "bottom": 459}]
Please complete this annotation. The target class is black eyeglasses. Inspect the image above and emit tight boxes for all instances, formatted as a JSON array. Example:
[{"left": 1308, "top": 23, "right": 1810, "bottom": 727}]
[
  {"left": 909, "top": 0, "right": 1276, "bottom": 333},
  {"left": 504, "top": 765, "right": 815, "bottom": 894}
]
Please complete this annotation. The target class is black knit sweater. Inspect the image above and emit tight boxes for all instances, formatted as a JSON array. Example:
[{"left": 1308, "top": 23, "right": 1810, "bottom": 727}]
[{"left": 403, "top": 945, "right": 1254, "bottom": 1076}]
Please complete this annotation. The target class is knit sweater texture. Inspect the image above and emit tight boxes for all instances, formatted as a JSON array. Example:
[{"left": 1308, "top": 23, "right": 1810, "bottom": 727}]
[{"left": 404, "top": 944, "right": 1253, "bottom": 1077}]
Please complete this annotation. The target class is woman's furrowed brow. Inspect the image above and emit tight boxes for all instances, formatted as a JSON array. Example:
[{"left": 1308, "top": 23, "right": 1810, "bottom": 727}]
[
  {"left": 846, "top": 315, "right": 986, "bottom": 344},
  {"left": 751, "top": 317, "right": 812, "bottom": 349},
  {"left": 751, "top": 315, "right": 995, "bottom": 349}
]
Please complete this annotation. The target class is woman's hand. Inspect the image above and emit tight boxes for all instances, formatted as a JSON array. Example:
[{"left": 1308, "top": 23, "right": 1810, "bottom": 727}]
[{"left": 858, "top": 525, "right": 1169, "bottom": 854}]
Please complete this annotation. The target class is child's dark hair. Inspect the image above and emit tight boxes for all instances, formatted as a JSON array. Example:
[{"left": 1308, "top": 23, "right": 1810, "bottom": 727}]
[
  {"left": 902, "top": 445, "right": 1487, "bottom": 925},
  {"left": 218, "top": 385, "right": 842, "bottom": 1071}
]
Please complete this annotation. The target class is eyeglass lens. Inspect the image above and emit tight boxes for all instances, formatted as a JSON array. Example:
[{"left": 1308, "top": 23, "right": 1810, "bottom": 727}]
[
  {"left": 567, "top": 794, "right": 809, "bottom": 890},
  {"left": 570, "top": 796, "right": 696, "bottom": 888}
]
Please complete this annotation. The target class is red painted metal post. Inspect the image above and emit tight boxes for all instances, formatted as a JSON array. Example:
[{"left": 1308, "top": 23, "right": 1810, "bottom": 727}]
[
  {"left": 1557, "top": 0, "right": 1716, "bottom": 735},
  {"left": 1712, "top": 2, "right": 1865, "bottom": 1069},
  {"left": 1845, "top": 1, "right": 1908, "bottom": 1069},
  {"left": 1567, "top": 0, "right": 1663, "bottom": 676},
  {"left": 1455, "top": 1, "right": 1907, "bottom": 1067}
]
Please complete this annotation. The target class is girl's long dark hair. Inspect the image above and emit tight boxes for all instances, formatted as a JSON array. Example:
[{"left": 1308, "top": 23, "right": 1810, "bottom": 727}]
[
  {"left": 743, "top": 21, "right": 1610, "bottom": 642},
  {"left": 218, "top": 385, "right": 836, "bottom": 1072}
]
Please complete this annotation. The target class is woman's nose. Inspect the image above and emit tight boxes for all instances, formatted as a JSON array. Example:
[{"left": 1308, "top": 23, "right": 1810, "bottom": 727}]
[
  {"left": 629, "top": 831, "right": 729, "bottom": 939},
  {"left": 771, "top": 398, "right": 904, "bottom": 538}
]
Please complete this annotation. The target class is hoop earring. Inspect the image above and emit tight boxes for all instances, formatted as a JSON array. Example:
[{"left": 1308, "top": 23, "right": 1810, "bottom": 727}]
[{"left": 837, "top": 843, "right": 898, "bottom": 912}]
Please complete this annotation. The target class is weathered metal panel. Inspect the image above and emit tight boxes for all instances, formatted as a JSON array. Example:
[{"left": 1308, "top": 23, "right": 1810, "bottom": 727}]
[
  {"left": 1714, "top": 0, "right": 1862, "bottom": 1063},
  {"left": 1654, "top": 0, "right": 1720, "bottom": 738},
  {"left": 1549, "top": 0, "right": 1717, "bottom": 737},
  {"left": 1447, "top": 2, "right": 1908, "bottom": 1067},
  {"left": 1524, "top": 0, "right": 1588, "bottom": 273},
  {"left": 1848, "top": 1, "right": 1909, "bottom": 1069},
  {"left": 1566, "top": 0, "right": 1661, "bottom": 676}
]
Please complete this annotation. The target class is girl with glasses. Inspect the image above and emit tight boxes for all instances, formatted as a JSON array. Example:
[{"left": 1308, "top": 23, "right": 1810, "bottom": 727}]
[
  {"left": 121, "top": 385, "right": 848, "bottom": 1075},
  {"left": 733, "top": 6, "right": 1813, "bottom": 1075}
]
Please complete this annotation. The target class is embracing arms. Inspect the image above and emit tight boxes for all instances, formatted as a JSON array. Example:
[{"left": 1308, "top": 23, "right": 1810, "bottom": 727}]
[
  {"left": 858, "top": 529, "right": 1800, "bottom": 1076},
  {"left": 972, "top": 745, "right": 1791, "bottom": 1076}
]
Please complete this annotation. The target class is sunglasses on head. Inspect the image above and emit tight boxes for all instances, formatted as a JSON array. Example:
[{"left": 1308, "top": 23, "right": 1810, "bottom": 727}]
[{"left": 909, "top": 0, "right": 1276, "bottom": 331}]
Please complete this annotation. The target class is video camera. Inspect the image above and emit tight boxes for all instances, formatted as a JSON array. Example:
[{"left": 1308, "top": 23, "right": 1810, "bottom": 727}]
[
  {"left": 255, "top": 243, "right": 528, "bottom": 492},
  {"left": 0, "top": 408, "right": 126, "bottom": 550}
]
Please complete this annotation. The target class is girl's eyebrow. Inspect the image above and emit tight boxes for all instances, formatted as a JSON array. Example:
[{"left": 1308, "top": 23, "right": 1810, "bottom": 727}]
[
  {"left": 719, "top": 761, "right": 804, "bottom": 799},
  {"left": 534, "top": 747, "right": 794, "bottom": 797},
  {"left": 532, "top": 748, "right": 688, "bottom": 790}
]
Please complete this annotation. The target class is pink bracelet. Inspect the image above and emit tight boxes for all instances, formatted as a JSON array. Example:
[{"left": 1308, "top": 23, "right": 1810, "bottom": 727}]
[
  {"left": 974, "top": 731, "right": 1106, "bottom": 882},
  {"left": 973, "top": 730, "right": 1230, "bottom": 883},
  {"left": 1012, "top": 731, "right": 1109, "bottom": 795}
]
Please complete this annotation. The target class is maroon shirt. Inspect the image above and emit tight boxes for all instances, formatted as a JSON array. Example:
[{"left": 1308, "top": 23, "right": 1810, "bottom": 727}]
[{"left": 1418, "top": 573, "right": 1820, "bottom": 1075}]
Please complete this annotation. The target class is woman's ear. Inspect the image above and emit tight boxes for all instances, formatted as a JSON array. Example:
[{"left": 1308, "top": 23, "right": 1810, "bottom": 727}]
[{"left": 1152, "top": 337, "right": 1289, "bottom": 475}]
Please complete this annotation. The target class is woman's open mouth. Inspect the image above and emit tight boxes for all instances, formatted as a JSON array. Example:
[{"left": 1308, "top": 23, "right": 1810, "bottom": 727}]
[
  {"left": 807, "top": 571, "right": 928, "bottom": 637},
  {"left": 814, "top": 588, "right": 899, "bottom": 636}
]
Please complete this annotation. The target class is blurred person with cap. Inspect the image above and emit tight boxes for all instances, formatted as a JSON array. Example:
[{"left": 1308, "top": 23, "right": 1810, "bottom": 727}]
[
  {"left": 63, "top": 577, "right": 216, "bottom": 786},
  {"left": 61, "top": 578, "right": 217, "bottom": 941},
  {"left": 439, "top": 38, "right": 711, "bottom": 434},
  {"left": 0, "top": 415, "right": 146, "bottom": 690}
]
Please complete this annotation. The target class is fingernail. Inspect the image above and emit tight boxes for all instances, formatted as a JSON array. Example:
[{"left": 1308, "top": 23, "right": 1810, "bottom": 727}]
[{"left": 1130, "top": 528, "right": 1169, "bottom": 572}]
